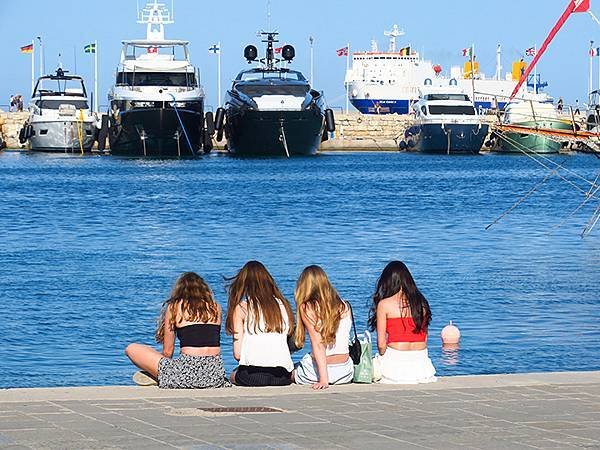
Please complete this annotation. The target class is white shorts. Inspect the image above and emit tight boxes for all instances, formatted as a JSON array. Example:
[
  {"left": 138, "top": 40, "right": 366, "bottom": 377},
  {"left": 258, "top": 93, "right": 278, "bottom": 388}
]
[
  {"left": 294, "top": 353, "right": 354, "bottom": 385},
  {"left": 373, "top": 348, "right": 437, "bottom": 384}
]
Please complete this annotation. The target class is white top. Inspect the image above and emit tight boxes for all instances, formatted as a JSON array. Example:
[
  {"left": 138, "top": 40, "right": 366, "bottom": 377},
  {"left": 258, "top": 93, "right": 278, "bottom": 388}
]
[
  {"left": 325, "top": 303, "right": 352, "bottom": 356},
  {"left": 239, "top": 299, "right": 293, "bottom": 372}
]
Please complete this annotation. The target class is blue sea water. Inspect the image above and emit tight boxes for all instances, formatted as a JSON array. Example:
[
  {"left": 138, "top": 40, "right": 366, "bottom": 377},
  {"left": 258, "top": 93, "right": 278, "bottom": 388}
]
[{"left": 0, "top": 150, "right": 598, "bottom": 388}]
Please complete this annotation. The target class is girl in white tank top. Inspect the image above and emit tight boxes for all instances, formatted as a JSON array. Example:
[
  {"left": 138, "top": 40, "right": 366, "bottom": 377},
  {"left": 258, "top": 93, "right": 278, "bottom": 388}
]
[
  {"left": 225, "top": 261, "right": 295, "bottom": 386},
  {"left": 292, "top": 265, "right": 354, "bottom": 389}
]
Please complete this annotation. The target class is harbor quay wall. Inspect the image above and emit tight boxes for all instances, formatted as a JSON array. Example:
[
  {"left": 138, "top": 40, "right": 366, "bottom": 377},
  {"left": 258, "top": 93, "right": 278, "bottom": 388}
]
[{"left": 0, "top": 111, "right": 28, "bottom": 149}]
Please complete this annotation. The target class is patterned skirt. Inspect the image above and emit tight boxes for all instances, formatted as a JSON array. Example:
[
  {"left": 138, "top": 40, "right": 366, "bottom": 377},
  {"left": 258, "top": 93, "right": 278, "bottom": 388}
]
[{"left": 158, "top": 354, "right": 231, "bottom": 389}]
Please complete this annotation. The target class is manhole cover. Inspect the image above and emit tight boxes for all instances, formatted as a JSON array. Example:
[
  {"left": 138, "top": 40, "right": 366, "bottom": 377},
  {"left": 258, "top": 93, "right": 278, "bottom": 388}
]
[
  {"left": 166, "top": 406, "right": 286, "bottom": 417},
  {"left": 199, "top": 407, "right": 283, "bottom": 413}
]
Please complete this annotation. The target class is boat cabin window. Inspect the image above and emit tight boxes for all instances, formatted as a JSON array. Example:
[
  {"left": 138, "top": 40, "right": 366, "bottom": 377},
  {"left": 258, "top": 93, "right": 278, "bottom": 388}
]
[
  {"left": 236, "top": 85, "right": 309, "bottom": 97},
  {"left": 424, "top": 94, "right": 470, "bottom": 101},
  {"left": 116, "top": 71, "right": 197, "bottom": 87},
  {"left": 428, "top": 105, "right": 476, "bottom": 115},
  {"left": 36, "top": 99, "right": 89, "bottom": 110},
  {"left": 238, "top": 71, "right": 305, "bottom": 82}
]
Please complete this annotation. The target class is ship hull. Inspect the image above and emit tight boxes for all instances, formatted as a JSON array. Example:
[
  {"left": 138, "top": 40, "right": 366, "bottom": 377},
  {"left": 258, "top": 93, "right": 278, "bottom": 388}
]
[
  {"left": 225, "top": 109, "right": 325, "bottom": 157},
  {"left": 28, "top": 120, "right": 96, "bottom": 153},
  {"left": 495, "top": 120, "right": 571, "bottom": 154},
  {"left": 412, "top": 123, "right": 488, "bottom": 154},
  {"left": 108, "top": 108, "right": 203, "bottom": 157}
]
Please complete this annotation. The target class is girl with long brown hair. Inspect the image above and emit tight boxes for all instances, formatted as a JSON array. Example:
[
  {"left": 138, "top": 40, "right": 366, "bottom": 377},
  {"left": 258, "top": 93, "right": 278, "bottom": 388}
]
[
  {"left": 292, "top": 265, "right": 354, "bottom": 389},
  {"left": 369, "top": 261, "right": 436, "bottom": 384},
  {"left": 225, "top": 261, "right": 295, "bottom": 386},
  {"left": 125, "top": 272, "right": 230, "bottom": 389}
]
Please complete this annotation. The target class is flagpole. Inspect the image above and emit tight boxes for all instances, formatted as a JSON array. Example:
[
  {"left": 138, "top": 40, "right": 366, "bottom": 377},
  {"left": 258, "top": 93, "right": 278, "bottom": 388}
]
[
  {"left": 590, "top": 40, "right": 594, "bottom": 104},
  {"left": 345, "top": 42, "right": 350, "bottom": 114},
  {"left": 37, "top": 36, "right": 43, "bottom": 77},
  {"left": 217, "top": 41, "right": 221, "bottom": 107},
  {"left": 94, "top": 40, "right": 98, "bottom": 112},
  {"left": 533, "top": 44, "right": 537, "bottom": 94},
  {"left": 309, "top": 36, "right": 314, "bottom": 87},
  {"left": 31, "top": 39, "right": 35, "bottom": 96},
  {"left": 470, "top": 44, "right": 475, "bottom": 104}
]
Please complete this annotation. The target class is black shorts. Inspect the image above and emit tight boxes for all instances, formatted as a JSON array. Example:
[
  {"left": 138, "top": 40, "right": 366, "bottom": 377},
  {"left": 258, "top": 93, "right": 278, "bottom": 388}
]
[{"left": 234, "top": 365, "right": 292, "bottom": 387}]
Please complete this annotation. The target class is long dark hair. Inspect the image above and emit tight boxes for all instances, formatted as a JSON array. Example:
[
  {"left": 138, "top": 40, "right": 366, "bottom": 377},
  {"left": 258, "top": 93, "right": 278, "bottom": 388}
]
[
  {"left": 225, "top": 261, "right": 294, "bottom": 336},
  {"left": 367, "top": 261, "right": 431, "bottom": 333}
]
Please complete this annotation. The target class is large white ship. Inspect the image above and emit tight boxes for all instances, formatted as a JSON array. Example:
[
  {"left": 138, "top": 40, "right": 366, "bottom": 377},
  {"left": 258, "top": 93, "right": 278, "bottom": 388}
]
[{"left": 345, "top": 25, "right": 532, "bottom": 114}]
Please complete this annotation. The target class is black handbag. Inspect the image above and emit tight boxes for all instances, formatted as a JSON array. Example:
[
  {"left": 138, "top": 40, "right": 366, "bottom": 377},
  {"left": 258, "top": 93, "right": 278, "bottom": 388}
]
[{"left": 348, "top": 302, "right": 361, "bottom": 365}]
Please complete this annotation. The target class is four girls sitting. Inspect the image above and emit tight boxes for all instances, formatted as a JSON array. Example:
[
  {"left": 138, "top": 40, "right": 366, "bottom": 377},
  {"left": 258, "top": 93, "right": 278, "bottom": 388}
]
[{"left": 125, "top": 260, "right": 437, "bottom": 389}]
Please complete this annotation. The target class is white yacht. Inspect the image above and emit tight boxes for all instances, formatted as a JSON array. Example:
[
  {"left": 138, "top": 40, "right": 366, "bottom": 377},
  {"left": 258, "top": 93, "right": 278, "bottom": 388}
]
[
  {"left": 404, "top": 80, "right": 488, "bottom": 154},
  {"left": 19, "top": 68, "right": 97, "bottom": 152},
  {"left": 107, "top": 1, "right": 209, "bottom": 157}
]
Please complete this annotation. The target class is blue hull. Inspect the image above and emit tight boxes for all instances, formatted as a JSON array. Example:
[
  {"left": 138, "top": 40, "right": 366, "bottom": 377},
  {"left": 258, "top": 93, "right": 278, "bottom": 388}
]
[
  {"left": 351, "top": 98, "right": 508, "bottom": 115},
  {"left": 411, "top": 123, "right": 489, "bottom": 154}
]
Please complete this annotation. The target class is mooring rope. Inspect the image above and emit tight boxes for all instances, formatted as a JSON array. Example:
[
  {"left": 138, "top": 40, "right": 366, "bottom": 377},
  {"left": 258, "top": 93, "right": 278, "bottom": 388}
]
[{"left": 167, "top": 93, "right": 195, "bottom": 157}]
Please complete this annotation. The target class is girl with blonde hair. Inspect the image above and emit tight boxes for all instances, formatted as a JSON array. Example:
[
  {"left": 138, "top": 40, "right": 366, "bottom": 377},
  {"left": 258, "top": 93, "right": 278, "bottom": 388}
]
[
  {"left": 125, "top": 272, "right": 229, "bottom": 389},
  {"left": 292, "top": 265, "right": 354, "bottom": 389},
  {"left": 226, "top": 261, "right": 295, "bottom": 386}
]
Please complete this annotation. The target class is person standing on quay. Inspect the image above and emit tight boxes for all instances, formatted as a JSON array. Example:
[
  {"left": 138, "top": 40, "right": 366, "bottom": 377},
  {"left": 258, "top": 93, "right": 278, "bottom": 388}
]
[{"left": 9, "top": 95, "right": 15, "bottom": 112}]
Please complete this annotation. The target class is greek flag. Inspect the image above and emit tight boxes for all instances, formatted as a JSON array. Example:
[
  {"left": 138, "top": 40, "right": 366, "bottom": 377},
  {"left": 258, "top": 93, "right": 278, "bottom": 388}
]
[{"left": 208, "top": 43, "right": 220, "bottom": 54}]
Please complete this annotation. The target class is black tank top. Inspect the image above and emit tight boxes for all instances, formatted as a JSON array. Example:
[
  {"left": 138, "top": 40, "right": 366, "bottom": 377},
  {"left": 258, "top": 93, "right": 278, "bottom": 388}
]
[{"left": 176, "top": 323, "right": 221, "bottom": 348}]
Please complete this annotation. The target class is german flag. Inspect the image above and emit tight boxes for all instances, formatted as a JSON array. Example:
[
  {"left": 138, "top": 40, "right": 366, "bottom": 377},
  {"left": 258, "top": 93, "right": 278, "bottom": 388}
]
[
  {"left": 399, "top": 46, "right": 410, "bottom": 56},
  {"left": 20, "top": 43, "right": 33, "bottom": 54}
]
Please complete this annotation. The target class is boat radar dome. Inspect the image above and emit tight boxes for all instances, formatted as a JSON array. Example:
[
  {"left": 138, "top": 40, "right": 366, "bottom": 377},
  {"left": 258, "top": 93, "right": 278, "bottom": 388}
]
[
  {"left": 244, "top": 45, "right": 258, "bottom": 63},
  {"left": 441, "top": 321, "right": 461, "bottom": 344},
  {"left": 281, "top": 45, "right": 295, "bottom": 62}
]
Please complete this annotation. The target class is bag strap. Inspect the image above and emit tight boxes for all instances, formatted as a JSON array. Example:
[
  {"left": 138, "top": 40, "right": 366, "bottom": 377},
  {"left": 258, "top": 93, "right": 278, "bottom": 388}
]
[{"left": 347, "top": 301, "right": 359, "bottom": 342}]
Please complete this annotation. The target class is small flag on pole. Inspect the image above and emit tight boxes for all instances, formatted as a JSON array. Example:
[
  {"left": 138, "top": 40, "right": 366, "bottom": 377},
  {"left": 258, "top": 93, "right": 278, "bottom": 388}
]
[
  {"left": 590, "top": 47, "right": 600, "bottom": 56},
  {"left": 274, "top": 46, "right": 283, "bottom": 54},
  {"left": 84, "top": 43, "right": 96, "bottom": 53},
  {"left": 208, "top": 43, "right": 220, "bottom": 54},
  {"left": 336, "top": 46, "right": 348, "bottom": 56},
  {"left": 20, "top": 43, "right": 33, "bottom": 54},
  {"left": 399, "top": 46, "right": 411, "bottom": 56},
  {"left": 462, "top": 47, "right": 473, "bottom": 57},
  {"left": 525, "top": 47, "right": 536, "bottom": 56}
]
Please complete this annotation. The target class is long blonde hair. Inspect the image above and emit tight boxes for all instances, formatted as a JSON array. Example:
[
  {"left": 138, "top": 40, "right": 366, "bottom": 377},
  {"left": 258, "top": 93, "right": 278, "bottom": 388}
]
[
  {"left": 294, "top": 265, "right": 346, "bottom": 348},
  {"left": 225, "top": 261, "right": 294, "bottom": 335},
  {"left": 155, "top": 272, "right": 219, "bottom": 343}
]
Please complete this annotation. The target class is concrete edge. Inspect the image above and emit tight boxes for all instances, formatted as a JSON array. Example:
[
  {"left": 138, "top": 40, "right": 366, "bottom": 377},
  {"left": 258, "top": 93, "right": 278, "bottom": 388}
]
[{"left": 1, "top": 371, "right": 598, "bottom": 403}]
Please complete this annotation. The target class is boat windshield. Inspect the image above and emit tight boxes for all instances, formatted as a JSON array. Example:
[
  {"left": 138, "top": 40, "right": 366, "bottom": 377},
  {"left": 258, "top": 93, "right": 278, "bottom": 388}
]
[
  {"left": 428, "top": 105, "right": 476, "bottom": 115},
  {"left": 238, "top": 71, "right": 306, "bottom": 82},
  {"left": 116, "top": 71, "right": 197, "bottom": 87},
  {"left": 424, "top": 94, "right": 470, "bottom": 101},
  {"left": 35, "top": 99, "right": 89, "bottom": 109},
  {"left": 236, "top": 84, "right": 309, "bottom": 97}
]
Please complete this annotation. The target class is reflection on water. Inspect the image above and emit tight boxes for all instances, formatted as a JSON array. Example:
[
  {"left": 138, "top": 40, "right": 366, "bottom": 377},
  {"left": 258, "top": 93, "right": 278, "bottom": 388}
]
[
  {"left": 0, "top": 150, "right": 599, "bottom": 388},
  {"left": 441, "top": 344, "right": 460, "bottom": 366}
]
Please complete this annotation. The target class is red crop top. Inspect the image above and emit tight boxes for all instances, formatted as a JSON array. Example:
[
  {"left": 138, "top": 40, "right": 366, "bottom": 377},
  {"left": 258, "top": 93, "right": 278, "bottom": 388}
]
[{"left": 386, "top": 317, "right": 427, "bottom": 343}]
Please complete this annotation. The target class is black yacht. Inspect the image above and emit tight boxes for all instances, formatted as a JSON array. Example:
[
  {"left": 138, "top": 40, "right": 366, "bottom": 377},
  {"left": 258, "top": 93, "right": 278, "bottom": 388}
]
[{"left": 217, "top": 32, "right": 334, "bottom": 157}]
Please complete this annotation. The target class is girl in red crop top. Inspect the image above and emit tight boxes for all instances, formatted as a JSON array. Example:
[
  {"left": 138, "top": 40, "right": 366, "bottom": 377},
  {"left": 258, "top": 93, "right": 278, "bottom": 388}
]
[{"left": 368, "top": 261, "right": 437, "bottom": 384}]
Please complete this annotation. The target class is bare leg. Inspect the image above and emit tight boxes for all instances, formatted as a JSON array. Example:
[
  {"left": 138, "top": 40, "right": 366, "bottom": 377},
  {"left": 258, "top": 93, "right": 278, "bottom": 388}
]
[
  {"left": 290, "top": 369, "right": 296, "bottom": 383},
  {"left": 125, "top": 343, "right": 164, "bottom": 379}
]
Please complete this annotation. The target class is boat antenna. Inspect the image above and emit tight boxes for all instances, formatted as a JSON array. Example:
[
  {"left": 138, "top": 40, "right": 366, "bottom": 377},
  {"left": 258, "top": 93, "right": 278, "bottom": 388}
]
[
  {"left": 267, "top": 0, "right": 271, "bottom": 31},
  {"left": 262, "top": 31, "right": 278, "bottom": 70},
  {"left": 383, "top": 24, "right": 404, "bottom": 52}
]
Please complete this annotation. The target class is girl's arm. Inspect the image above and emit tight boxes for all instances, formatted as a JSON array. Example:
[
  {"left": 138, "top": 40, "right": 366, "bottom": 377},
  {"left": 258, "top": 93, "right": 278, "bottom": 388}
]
[
  {"left": 376, "top": 303, "right": 387, "bottom": 356},
  {"left": 301, "top": 304, "right": 329, "bottom": 390},
  {"left": 162, "top": 303, "right": 176, "bottom": 358},
  {"left": 232, "top": 303, "right": 246, "bottom": 361}
]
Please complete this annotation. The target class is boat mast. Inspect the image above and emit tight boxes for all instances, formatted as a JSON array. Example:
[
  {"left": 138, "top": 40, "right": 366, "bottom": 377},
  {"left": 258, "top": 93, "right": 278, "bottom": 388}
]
[
  {"left": 261, "top": 31, "right": 278, "bottom": 70},
  {"left": 383, "top": 24, "right": 404, "bottom": 52},
  {"left": 138, "top": 0, "right": 173, "bottom": 41},
  {"left": 495, "top": 44, "right": 502, "bottom": 80}
]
